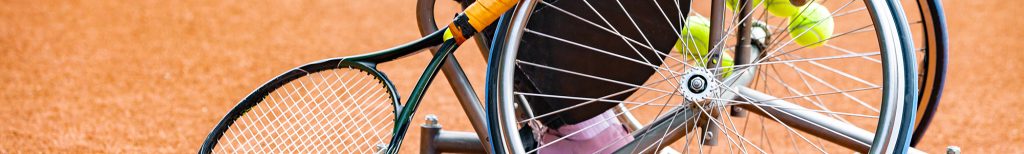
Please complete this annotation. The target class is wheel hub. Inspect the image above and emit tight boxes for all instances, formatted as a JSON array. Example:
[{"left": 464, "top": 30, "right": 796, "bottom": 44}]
[{"left": 682, "top": 68, "right": 717, "bottom": 102}]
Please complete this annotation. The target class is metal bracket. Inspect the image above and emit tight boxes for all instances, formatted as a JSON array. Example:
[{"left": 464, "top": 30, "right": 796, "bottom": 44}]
[{"left": 420, "top": 114, "right": 486, "bottom": 154}]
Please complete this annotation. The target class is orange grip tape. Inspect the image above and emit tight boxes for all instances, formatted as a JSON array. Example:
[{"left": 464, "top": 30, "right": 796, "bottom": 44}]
[{"left": 464, "top": 0, "right": 518, "bottom": 31}]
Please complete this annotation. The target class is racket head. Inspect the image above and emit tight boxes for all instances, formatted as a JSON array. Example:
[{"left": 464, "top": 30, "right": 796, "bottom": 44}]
[{"left": 200, "top": 58, "right": 400, "bottom": 153}]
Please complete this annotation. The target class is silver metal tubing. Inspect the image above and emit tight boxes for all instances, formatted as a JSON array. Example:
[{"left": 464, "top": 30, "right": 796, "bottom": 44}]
[
  {"left": 705, "top": 0, "right": 726, "bottom": 69},
  {"left": 698, "top": 0, "right": 727, "bottom": 147},
  {"left": 729, "top": 0, "right": 755, "bottom": 118},
  {"left": 415, "top": 0, "right": 491, "bottom": 151},
  {"left": 610, "top": 86, "right": 928, "bottom": 153},
  {"left": 614, "top": 106, "right": 699, "bottom": 154},
  {"left": 421, "top": 115, "right": 485, "bottom": 154},
  {"left": 474, "top": 34, "right": 492, "bottom": 58},
  {"left": 421, "top": 115, "right": 442, "bottom": 154},
  {"left": 433, "top": 58, "right": 491, "bottom": 146},
  {"left": 736, "top": 87, "right": 874, "bottom": 152},
  {"left": 614, "top": 104, "right": 643, "bottom": 132},
  {"left": 732, "top": 0, "right": 754, "bottom": 71},
  {"left": 433, "top": 131, "right": 485, "bottom": 153}
]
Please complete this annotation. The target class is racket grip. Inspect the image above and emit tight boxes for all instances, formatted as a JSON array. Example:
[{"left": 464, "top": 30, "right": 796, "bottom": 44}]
[{"left": 463, "top": 0, "right": 518, "bottom": 31}]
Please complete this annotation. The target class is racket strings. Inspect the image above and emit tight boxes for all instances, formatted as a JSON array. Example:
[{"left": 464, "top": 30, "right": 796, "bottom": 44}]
[{"left": 215, "top": 68, "right": 395, "bottom": 153}]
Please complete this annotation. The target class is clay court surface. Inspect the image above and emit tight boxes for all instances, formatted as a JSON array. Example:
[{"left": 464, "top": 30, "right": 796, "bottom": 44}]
[{"left": 2, "top": 0, "right": 1022, "bottom": 153}]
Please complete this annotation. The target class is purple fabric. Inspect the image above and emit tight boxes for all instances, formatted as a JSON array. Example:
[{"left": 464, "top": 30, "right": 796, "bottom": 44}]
[{"left": 539, "top": 110, "right": 634, "bottom": 154}]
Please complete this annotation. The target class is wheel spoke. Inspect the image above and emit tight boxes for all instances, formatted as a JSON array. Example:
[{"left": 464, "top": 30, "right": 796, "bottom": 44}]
[
  {"left": 537, "top": 1, "right": 691, "bottom": 66},
  {"left": 824, "top": 43, "right": 882, "bottom": 63},
  {"left": 526, "top": 29, "right": 690, "bottom": 73},
  {"left": 774, "top": 57, "right": 880, "bottom": 112},
  {"left": 764, "top": 65, "right": 858, "bottom": 123},
  {"left": 713, "top": 52, "right": 881, "bottom": 71},
  {"left": 761, "top": 0, "right": 858, "bottom": 60},
  {"left": 764, "top": 23, "right": 875, "bottom": 61},
  {"left": 496, "top": 0, "right": 911, "bottom": 152}
]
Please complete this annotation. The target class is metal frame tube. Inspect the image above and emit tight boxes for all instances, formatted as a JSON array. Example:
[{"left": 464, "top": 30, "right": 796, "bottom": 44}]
[
  {"left": 737, "top": 87, "right": 874, "bottom": 152},
  {"left": 421, "top": 115, "right": 486, "bottom": 154},
  {"left": 415, "top": 0, "right": 492, "bottom": 152},
  {"left": 614, "top": 106, "right": 699, "bottom": 154},
  {"left": 697, "top": 0, "right": 728, "bottom": 146},
  {"left": 729, "top": 0, "right": 755, "bottom": 117},
  {"left": 433, "top": 131, "right": 486, "bottom": 153},
  {"left": 609, "top": 86, "right": 929, "bottom": 153}
]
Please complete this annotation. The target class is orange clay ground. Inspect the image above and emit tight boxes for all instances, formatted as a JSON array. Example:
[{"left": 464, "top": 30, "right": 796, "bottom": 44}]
[{"left": 1, "top": 0, "right": 1022, "bottom": 153}]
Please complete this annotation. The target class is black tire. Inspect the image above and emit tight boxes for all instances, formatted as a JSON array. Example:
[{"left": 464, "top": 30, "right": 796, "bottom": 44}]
[{"left": 908, "top": 0, "right": 948, "bottom": 147}]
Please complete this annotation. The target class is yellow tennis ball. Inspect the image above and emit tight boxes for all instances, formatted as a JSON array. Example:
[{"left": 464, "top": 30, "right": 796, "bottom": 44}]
[
  {"left": 766, "top": 0, "right": 804, "bottom": 17},
  {"left": 787, "top": 3, "right": 833, "bottom": 48},
  {"left": 728, "top": 0, "right": 806, "bottom": 17},
  {"left": 674, "top": 16, "right": 735, "bottom": 77},
  {"left": 674, "top": 16, "right": 711, "bottom": 59},
  {"left": 726, "top": 0, "right": 763, "bottom": 12},
  {"left": 719, "top": 53, "right": 735, "bottom": 78},
  {"left": 690, "top": 52, "right": 736, "bottom": 78}
]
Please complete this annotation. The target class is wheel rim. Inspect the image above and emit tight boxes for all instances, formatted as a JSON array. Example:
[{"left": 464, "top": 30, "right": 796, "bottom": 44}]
[{"left": 490, "top": 0, "right": 914, "bottom": 153}]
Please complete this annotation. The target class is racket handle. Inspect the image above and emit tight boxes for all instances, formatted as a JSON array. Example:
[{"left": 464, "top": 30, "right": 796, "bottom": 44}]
[{"left": 463, "top": 0, "right": 518, "bottom": 32}]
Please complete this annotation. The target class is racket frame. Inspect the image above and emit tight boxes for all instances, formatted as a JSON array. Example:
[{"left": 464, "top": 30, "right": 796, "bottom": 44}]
[{"left": 200, "top": 29, "right": 453, "bottom": 154}]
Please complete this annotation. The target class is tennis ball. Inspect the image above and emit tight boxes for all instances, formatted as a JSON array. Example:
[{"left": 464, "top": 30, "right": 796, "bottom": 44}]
[
  {"left": 690, "top": 52, "right": 736, "bottom": 78},
  {"left": 719, "top": 53, "right": 735, "bottom": 78},
  {"left": 728, "top": 0, "right": 804, "bottom": 17},
  {"left": 674, "top": 16, "right": 711, "bottom": 59},
  {"left": 673, "top": 16, "right": 735, "bottom": 77},
  {"left": 767, "top": 0, "right": 804, "bottom": 16},
  {"left": 787, "top": 3, "right": 833, "bottom": 48},
  {"left": 726, "top": 0, "right": 763, "bottom": 12}
]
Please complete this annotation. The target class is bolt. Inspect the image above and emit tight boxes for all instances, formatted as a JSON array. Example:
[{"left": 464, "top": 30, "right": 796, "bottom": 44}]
[
  {"left": 374, "top": 143, "right": 387, "bottom": 153},
  {"left": 425, "top": 114, "right": 439, "bottom": 126},
  {"left": 690, "top": 76, "right": 706, "bottom": 92},
  {"left": 946, "top": 146, "right": 961, "bottom": 154}
]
